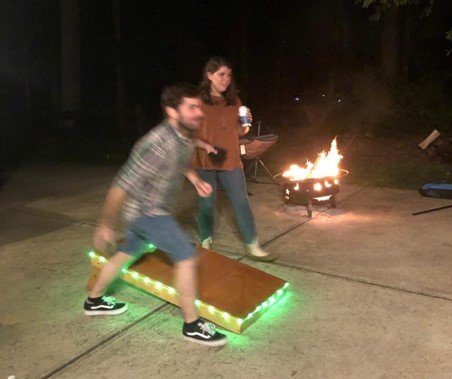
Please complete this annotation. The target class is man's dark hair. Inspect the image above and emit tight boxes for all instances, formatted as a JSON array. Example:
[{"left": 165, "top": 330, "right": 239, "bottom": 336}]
[{"left": 160, "top": 82, "right": 200, "bottom": 113}]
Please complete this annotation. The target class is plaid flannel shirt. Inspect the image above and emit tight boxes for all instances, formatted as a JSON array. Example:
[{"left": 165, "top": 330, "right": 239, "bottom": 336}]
[{"left": 114, "top": 120, "right": 194, "bottom": 223}]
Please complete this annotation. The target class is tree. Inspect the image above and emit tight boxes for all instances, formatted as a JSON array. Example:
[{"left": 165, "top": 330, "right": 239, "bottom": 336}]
[
  {"left": 355, "top": 0, "right": 451, "bottom": 79},
  {"left": 61, "top": 0, "right": 81, "bottom": 129}
]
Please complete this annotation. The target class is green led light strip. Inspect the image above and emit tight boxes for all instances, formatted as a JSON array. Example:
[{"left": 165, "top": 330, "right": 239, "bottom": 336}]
[{"left": 88, "top": 250, "right": 289, "bottom": 328}]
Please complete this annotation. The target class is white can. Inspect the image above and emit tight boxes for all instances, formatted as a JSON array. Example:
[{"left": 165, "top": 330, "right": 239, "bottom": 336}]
[{"left": 239, "top": 106, "right": 251, "bottom": 128}]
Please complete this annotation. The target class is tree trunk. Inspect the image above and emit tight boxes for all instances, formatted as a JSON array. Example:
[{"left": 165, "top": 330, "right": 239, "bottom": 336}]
[
  {"left": 381, "top": 4, "right": 400, "bottom": 82},
  {"left": 400, "top": 6, "right": 413, "bottom": 78},
  {"left": 60, "top": 0, "right": 81, "bottom": 129},
  {"left": 113, "top": 0, "right": 127, "bottom": 141}
]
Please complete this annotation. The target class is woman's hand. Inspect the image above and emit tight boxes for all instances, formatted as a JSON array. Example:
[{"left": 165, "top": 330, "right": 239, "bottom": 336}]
[
  {"left": 242, "top": 126, "right": 250, "bottom": 135},
  {"left": 246, "top": 107, "right": 253, "bottom": 123},
  {"left": 237, "top": 107, "right": 253, "bottom": 123}
]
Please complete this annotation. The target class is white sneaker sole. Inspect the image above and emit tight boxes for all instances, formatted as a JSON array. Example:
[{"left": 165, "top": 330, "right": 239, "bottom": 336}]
[
  {"left": 183, "top": 335, "right": 227, "bottom": 347},
  {"left": 84, "top": 304, "right": 128, "bottom": 316}
]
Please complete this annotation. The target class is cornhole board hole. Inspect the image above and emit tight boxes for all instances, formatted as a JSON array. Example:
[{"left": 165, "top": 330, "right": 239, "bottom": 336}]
[{"left": 86, "top": 246, "right": 289, "bottom": 334}]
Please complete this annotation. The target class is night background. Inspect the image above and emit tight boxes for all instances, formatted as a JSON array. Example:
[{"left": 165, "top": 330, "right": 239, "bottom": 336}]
[{"left": 1, "top": 0, "right": 451, "bottom": 186}]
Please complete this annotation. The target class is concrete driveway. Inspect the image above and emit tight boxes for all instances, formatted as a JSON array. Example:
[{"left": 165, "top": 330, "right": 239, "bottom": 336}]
[{"left": 1, "top": 165, "right": 451, "bottom": 378}]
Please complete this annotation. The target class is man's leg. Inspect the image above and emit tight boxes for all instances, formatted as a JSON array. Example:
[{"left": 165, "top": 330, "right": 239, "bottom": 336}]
[
  {"left": 89, "top": 251, "right": 134, "bottom": 298},
  {"left": 174, "top": 256, "right": 198, "bottom": 323},
  {"left": 131, "top": 215, "right": 200, "bottom": 321},
  {"left": 84, "top": 251, "right": 133, "bottom": 316},
  {"left": 131, "top": 214, "right": 227, "bottom": 346},
  {"left": 84, "top": 227, "right": 144, "bottom": 316}
]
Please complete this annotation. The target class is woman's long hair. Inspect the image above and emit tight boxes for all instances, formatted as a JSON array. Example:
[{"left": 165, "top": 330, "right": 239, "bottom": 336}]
[{"left": 199, "top": 56, "right": 238, "bottom": 106}]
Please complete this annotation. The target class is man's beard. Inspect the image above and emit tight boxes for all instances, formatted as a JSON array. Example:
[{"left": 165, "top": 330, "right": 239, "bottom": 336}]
[{"left": 177, "top": 120, "right": 199, "bottom": 139}]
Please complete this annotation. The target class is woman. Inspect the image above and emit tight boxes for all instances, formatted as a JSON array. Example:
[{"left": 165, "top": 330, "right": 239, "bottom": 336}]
[{"left": 193, "top": 56, "right": 277, "bottom": 261}]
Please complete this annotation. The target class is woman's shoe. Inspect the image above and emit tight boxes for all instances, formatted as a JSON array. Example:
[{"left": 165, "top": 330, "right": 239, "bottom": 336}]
[
  {"left": 201, "top": 237, "right": 212, "bottom": 249},
  {"left": 246, "top": 240, "right": 278, "bottom": 262}
]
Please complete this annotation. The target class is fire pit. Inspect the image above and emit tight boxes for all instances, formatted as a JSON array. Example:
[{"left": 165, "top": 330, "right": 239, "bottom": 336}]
[
  {"left": 276, "top": 170, "right": 348, "bottom": 217},
  {"left": 275, "top": 138, "right": 348, "bottom": 218}
]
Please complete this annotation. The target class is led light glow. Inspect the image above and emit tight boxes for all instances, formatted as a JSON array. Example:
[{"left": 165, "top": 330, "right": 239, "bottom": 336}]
[{"left": 87, "top": 250, "right": 289, "bottom": 333}]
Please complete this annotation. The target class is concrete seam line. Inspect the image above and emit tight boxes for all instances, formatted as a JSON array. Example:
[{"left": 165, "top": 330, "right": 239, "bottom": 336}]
[
  {"left": 40, "top": 303, "right": 170, "bottom": 379},
  {"left": 235, "top": 187, "right": 367, "bottom": 257},
  {"left": 268, "top": 260, "right": 452, "bottom": 302},
  {"left": 5, "top": 205, "right": 99, "bottom": 227},
  {"left": 5, "top": 206, "right": 126, "bottom": 233}
]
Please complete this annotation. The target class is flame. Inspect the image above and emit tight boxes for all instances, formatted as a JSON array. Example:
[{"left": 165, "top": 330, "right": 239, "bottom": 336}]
[{"left": 282, "top": 138, "right": 343, "bottom": 181}]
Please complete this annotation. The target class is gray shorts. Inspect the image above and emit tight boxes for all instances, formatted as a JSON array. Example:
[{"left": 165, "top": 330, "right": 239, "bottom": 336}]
[{"left": 120, "top": 214, "right": 197, "bottom": 263}]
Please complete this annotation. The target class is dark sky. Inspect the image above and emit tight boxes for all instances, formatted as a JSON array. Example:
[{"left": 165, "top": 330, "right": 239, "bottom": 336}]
[
  {"left": 78, "top": 1, "right": 452, "bottom": 111},
  {"left": 1, "top": 0, "right": 451, "bottom": 165}
]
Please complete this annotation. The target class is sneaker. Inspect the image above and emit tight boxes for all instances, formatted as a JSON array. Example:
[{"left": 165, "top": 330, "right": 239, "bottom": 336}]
[
  {"left": 201, "top": 237, "right": 212, "bottom": 249},
  {"left": 84, "top": 296, "right": 128, "bottom": 316},
  {"left": 183, "top": 319, "right": 227, "bottom": 347}
]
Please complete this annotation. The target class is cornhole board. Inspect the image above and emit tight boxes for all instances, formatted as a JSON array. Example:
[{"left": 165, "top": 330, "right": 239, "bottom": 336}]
[{"left": 86, "top": 246, "right": 289, "bottom": 334}]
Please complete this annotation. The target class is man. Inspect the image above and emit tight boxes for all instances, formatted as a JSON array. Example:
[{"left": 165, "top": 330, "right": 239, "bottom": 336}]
[{"left": 84, "top": 83, "right": 227, "bottom": 347}]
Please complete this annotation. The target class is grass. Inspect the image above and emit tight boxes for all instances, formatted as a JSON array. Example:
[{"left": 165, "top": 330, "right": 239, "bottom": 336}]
[{"left": 258, "top": 128, "right": 451, "bottom": 190}]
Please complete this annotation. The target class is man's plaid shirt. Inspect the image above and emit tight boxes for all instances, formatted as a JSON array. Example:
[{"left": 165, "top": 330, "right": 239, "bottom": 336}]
[{"left": 114, "top": 120, "right": 194, "bottom": 223}]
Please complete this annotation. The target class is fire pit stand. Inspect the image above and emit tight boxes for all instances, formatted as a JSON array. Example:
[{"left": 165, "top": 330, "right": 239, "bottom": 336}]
[
  {"left": 275, "top": 169, "right": 348, "bottom": 218},
  {"left": 300, "top": 194, "right": 337, "bottom": 218}
]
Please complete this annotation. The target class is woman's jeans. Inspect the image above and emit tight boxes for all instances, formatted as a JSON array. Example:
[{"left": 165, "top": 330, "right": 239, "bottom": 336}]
[{"left": 197, "top": 168, "right": 257, "bottom": 244}]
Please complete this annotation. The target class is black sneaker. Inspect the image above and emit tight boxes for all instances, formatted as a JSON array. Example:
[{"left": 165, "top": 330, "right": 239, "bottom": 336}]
[
  {"left": 84, "top": 296, "right": 128, "bottom": 316},
  {"left": 182, "top": 319, "right": 227, "bottom": 347}
]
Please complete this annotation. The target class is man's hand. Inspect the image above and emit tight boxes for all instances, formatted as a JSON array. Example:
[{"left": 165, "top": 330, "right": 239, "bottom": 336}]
[
  {"left": 194, "top": 179, "right": 212, "bottom": 198},
  {"left": 93, "top": 224, "right": 116, "bottom": 253},
  {"left": 185, "top": 169, "right": 212, "bottom": 197},
  {"left": 204, "top": 143, "right": 218, "bottom": 155},
  {"left": 195, "top": 139, "right": 217, "bottom": 154}
]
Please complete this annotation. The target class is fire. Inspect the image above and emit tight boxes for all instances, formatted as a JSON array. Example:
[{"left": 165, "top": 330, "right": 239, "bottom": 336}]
[{"left": 282, "top": 138, "right": 343, "bottom": 181}]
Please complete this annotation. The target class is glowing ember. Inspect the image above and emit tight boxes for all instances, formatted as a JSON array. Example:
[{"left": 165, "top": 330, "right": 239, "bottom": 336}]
[{"left": 282, "top": 138, "right": 343, "bottom": 181}]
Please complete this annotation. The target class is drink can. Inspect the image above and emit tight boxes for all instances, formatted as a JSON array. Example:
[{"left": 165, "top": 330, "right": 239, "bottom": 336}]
[{"left": 239, "top": 106, "right": 251, "bottom": 127}]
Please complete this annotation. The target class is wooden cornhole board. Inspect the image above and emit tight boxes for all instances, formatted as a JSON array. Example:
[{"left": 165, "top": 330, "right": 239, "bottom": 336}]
[{"left": 86, "top": 246, "right": 288, "bottom": 334}]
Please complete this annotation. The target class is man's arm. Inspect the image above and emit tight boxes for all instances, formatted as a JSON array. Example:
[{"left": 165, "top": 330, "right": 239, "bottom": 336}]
[
  {"left": 93, "top": 185, "right": 127, "bottom": 251},
  {"left": 185, "top": 169, "right": 212, "bottom": 198},
  {"left": 195, "top": 138, "right": 217, "bottom": 155},
  {"left": 98, "top": 186, "right": 127, "bottom": 227}
]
